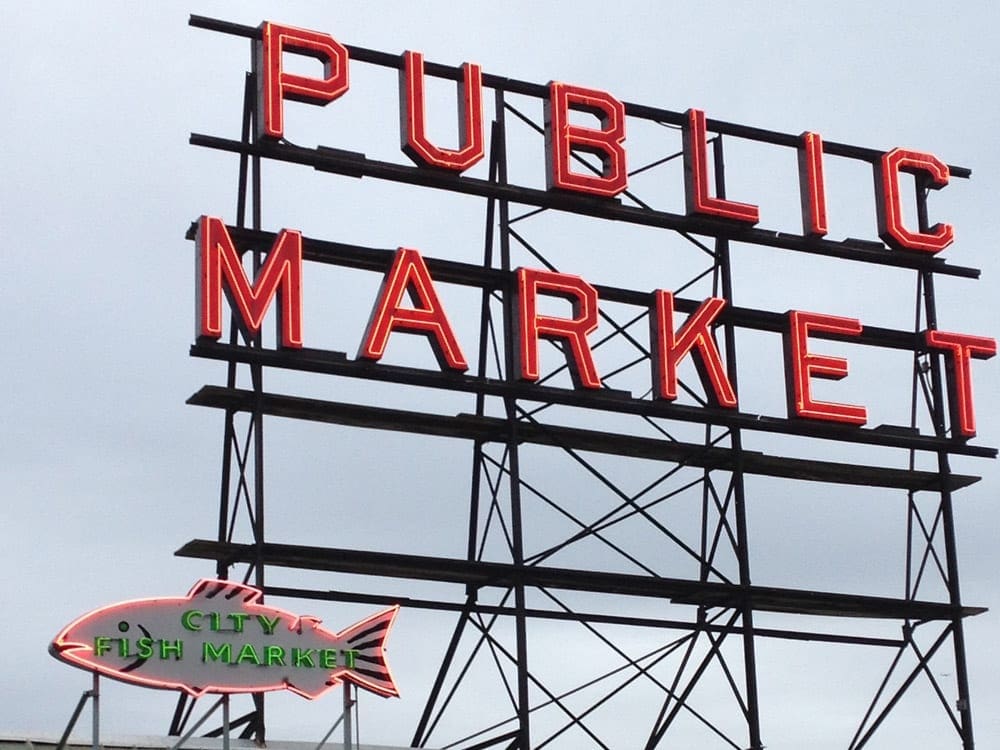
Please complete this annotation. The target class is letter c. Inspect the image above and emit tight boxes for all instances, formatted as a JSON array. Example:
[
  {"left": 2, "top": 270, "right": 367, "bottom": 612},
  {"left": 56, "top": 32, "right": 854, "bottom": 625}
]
[{"left": 181, "top": 610, "right": 204, "bottom": 632}]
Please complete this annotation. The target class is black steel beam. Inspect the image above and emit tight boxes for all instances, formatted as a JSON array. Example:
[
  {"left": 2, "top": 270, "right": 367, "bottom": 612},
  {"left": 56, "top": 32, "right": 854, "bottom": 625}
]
[
  {"left": 186, "top": 385, "right": 984, "bottom": 489},
  {"left": 184, "top": 222, "right": 965, "bottom": 353},
  {"left": 264, "top": 585, "right": 905, "bottom": 648},
  {"left": 175, "top": 539, "right": 985, "bottom": 622},
  {"left": 189, "top": 341, "right": 994, "bottom": 459},
  {"left": 187, "top": 15, "right": 971, "bottom": 178},
  {"left": 188, "top": 134, "right": 980, "bottom": 278}
]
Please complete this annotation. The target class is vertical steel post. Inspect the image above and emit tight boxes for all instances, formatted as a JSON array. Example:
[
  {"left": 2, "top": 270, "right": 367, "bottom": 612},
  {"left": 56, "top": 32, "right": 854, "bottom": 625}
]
[
  {"left": 91, "top": 672, "right": 100, "bottom": 750},
  {"left": 248, "top": 37, "right": 267, "bottom": 746},
  {"left": 222, "top": 695, "right": 231, "bottom": 750},
  {"left": 916, "top": 175, "right": 975, "bottom": 750},
  {"left": 711, "top": 135, "right": 763, "bottom": 750},
  {"left": 467, "top": 119, "right": 502, "bottom": 587},
  {"left": 495, "top": 86, "right": 531, "bottom": 750},
  {"left": 343, "top": 684, "right": 354, "bottom": 750},
  {"left": 411, "top": 95, "right": 510, "bottom": 750}
]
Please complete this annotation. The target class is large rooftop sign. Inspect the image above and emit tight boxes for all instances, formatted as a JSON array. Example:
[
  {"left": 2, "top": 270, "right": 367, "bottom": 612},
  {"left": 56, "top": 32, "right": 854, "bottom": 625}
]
[
  {"left": 192, "top": 20, "right": 994, "bottom": 436},
  {"left": 172, "top": 15, "right": 997, "bottom": 749}
]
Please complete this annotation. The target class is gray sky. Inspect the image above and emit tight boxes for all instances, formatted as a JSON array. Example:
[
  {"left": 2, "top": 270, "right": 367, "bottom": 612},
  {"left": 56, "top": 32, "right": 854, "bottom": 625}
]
[{"left": 3, "top": 2, "right": 999, "bottom": 748}]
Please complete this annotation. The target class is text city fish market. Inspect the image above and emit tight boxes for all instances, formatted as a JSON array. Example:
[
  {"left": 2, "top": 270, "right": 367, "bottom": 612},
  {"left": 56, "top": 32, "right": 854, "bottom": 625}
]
[
  {"left": 195, "top": 216, "right": 995, "bottom": 437},
  {"left": 95, "top": 638, "right": 359, "bottom": 669},
  {"left": 94, "top": 608, "right": 361, "bottom": 668}
]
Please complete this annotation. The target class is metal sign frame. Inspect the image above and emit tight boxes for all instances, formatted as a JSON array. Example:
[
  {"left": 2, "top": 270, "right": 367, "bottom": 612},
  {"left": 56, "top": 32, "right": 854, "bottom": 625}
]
[{"left": 175, "top": 15, "right": 994, "bottom": 750}]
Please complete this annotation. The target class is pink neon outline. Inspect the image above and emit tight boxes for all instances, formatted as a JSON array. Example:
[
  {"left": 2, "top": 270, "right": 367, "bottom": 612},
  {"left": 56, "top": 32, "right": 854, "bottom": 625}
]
[
  {"left": 197, "top": 216, "right": 304, "bottom": 349},
  {"left": 683, "top": 109, "right": 760, "bottom": 224},
  {"left": 799, "top": 132, "right": 828, "bottom": 237},
  {"left": 652, "top": 291, "right": 737, "bottom": 408},
  {"left": 50, "top": 579, "right": 400, "bottom": 699}
]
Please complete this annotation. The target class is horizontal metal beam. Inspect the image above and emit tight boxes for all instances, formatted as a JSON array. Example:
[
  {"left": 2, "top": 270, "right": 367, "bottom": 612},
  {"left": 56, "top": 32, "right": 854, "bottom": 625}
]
[
  {"left": 187, "top": 15, "right": 971, "bottom": 177},
  {"left": 184, "top": 222, "right": 959, "bottom": 352},
  {"left": 187, "top": 385, "right": 984, "bottom": 489},
  {"left": 264, "top": 585, "right": 905, "bottom": 648},
  {"left": 189, "top": 134, "right": 980, "bottom": 278},
  {"left": 175, "top": 539, "right": 986, "bottom": 622}
]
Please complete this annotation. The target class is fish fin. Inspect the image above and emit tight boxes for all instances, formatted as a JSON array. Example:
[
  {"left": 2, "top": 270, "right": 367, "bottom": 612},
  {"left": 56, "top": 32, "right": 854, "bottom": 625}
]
[
  {"left": 291, "top": 615, "right": 323, "bottom": 634},
  {"left": 186, "top": 579, "right": 262, "bottom": 605},
  {"left": 286, "top": 677, "right": 335, "bottom": 700},
  {"left": 337, "top": 606, "right": 400, "bottom": 698}
]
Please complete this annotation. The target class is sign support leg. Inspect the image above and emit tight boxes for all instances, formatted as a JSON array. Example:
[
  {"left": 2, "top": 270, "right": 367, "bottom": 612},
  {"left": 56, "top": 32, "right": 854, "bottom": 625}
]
[
  {"left": 343, "top": 684, "right": 354, "bottom": 750},
  {"left": 91, "top": 672, "right": 100, "bottom": 750}
]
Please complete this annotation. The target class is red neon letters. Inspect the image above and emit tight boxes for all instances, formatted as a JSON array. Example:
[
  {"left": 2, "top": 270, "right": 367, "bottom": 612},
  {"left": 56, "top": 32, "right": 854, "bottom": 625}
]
[
  {"left": 798, "top": 132, "right": 828, "bottom": 237},
  {"left": 194, "top": 219, "right": 994, "bottom": 435},
  {"left": 651, "top": 292, "right": 737, "bottom": 408},
  {"left": 360, "top": 248, "right": 469, "bottom": 371},
  {"left": 252, "top": 20, "right": 969, "bottom": 251},
  {"left": 400, "top": 51, "right": 484, "bottom": 172},
  {"left": 197, "top": 216, "right": 303, "bottom": 348},
  {"left": 256, "top": 21, "right": 350, "bottom": 140},
  {"left": 683, "top": 109, "right": 760, "bottom": 224},
  {"left": 212, "top": 21, "right": 989, "bottom": 438},
  {"left": 545, "top": 82, "right": 628, "bottom": 197},
  {"left": 515, "top": 268, "right": 602, "bottom": 389},
  {"left": 784, "top": 311, "right": 867, "bottom": 425},
  {"left": 875, "top": 148, "right": 955, "bottom": 253},
  {"left": 925, "top": 330, "right": 996, "bottom": 437}
]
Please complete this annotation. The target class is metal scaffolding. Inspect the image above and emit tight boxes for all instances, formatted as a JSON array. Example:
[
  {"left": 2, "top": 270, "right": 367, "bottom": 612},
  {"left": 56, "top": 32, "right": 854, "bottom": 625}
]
[{"left": 175, "top": 16, "right": 992, "bottom": 749}]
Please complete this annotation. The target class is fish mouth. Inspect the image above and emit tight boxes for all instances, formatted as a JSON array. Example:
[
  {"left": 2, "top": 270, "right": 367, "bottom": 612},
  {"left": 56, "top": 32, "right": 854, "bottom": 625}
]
[
  {"left": 120, "top": 623, "right": 152, "bottom": 673},
  {"left": 49, "top": 640, "right": 76, "bottom": 657}
]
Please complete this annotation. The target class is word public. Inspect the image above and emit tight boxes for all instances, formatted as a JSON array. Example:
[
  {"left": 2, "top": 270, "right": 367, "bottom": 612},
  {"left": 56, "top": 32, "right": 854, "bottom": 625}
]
[
  {"left": 257, "top": 20, "right": 955, "bottom": 253},
  {"left": 195, "top": 216, "right": 995, "bottom": 437}
]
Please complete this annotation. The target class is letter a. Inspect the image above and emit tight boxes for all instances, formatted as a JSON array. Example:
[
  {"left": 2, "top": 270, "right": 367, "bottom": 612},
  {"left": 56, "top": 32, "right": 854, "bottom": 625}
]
[{"left": 359, "top": 248, "right": 468, "bottom": 371}]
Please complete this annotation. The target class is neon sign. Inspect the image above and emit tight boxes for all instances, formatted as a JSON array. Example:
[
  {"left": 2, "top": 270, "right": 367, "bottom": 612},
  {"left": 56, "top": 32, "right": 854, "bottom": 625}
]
[
  {"left": 194, "top": 215, "right": 994, "bottom": 435},
  {"left": 179, "top": 17, "right": 996, "bottom": 746},
  {"left": 50, "top": 579, "right": 400, "bottom": 699},
  {"left": 185, "top": 20, "right": 996, "bottom": 438},
  {"left": 252, "top": 20, "right": 955, "bottom": 254}
]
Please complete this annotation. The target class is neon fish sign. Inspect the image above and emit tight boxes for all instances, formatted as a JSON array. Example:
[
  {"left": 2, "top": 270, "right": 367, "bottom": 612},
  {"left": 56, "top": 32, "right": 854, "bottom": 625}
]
[{"left": 49, "top": 579, "right": 400, "bottom": 699}]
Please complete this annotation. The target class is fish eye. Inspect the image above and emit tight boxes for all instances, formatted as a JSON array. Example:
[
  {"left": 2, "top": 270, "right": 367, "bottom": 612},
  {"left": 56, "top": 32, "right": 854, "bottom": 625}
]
[{"left": 117, "top": 621, "right": 130, "bottom": 633}]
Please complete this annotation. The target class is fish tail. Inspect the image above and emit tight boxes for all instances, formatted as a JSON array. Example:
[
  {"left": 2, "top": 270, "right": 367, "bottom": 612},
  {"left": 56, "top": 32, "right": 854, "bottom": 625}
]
[{"left": 338, "top": 606, "right": 399, "bottom": 697}]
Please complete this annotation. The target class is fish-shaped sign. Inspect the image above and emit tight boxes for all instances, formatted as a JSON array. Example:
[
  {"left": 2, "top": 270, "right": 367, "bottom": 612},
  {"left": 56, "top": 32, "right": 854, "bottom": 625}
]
[{"left": 49, "top": 579, "right": 399, "bottom": 699}]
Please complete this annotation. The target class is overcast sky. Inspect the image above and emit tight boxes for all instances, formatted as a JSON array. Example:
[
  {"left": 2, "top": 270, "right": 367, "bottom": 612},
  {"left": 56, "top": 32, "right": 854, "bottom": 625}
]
[{"left": 3, "top": 2, "right": 1000, "bottom": 749}]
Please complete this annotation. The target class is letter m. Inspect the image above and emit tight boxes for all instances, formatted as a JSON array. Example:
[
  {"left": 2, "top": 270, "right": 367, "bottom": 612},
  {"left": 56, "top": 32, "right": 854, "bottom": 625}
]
[
  {"left": 202, "top": 642, "right": 232, "bottom": 664},
  {"left": 196, "top": 216, "right": 304, "bottom": 348}
]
